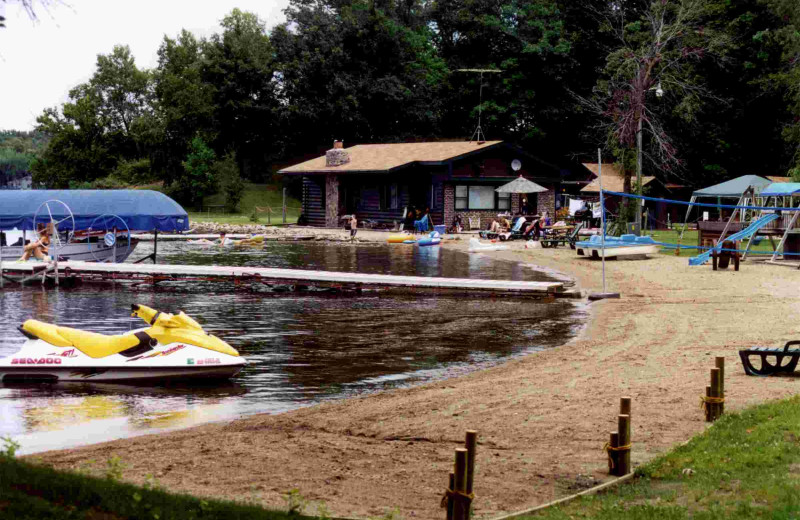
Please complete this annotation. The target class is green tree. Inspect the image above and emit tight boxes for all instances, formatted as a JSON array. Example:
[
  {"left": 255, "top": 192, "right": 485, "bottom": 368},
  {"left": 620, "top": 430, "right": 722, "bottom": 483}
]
[
  {"left": 272, "top": 0, "right": 447, "bottom": 154},
  {"left": 91, "top": 45, "right": 152, "bottom": 141},
  {"left": 31, "top": 91, "right": 116, "bottom": 188},
  {"left": 203, "top": 9, "right": 280, "bottom": 180},
  {"left": 174, "top": 136, "right": 217, "bottom": 209},
  {"left": 761, "top": 0, "right": 800, "bottom": 173},
  {"left": 152, "top": 30, "right": 214, "bottom": 185},
  {"left": 214, "top": 152, "right": 245, "bottom": 212},
  {"left": 31, "top": 46, "right": 153, "bottom": 187}
]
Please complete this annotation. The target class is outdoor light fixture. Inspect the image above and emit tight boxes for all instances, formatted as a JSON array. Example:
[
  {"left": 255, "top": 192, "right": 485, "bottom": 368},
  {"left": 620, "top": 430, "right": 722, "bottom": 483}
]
[{"left": 654, "top": 82, "right": 664, "bottom": 98}]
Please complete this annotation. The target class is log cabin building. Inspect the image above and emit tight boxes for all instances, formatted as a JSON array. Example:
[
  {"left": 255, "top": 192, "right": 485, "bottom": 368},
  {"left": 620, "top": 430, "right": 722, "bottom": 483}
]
[{"left": 279, "top": 140, "right": 564, "bottom": 230}]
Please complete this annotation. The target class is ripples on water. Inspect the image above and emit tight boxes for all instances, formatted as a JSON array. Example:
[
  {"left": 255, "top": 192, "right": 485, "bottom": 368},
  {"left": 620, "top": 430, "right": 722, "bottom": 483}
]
[{"left": 0, "top": 240, "right": 586, "bottom": 453}]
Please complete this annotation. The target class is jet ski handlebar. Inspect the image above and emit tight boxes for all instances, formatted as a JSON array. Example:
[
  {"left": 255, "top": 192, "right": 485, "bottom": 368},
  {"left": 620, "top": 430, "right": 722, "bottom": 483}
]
[{"left": 131, "top": 304, "right": 203, "bottom": 330}]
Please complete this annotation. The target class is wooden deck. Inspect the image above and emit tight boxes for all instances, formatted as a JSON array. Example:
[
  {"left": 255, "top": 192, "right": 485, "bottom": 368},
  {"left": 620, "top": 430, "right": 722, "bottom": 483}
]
[{"left": 0, "top": 260, "right": 571, "bottom": 298}]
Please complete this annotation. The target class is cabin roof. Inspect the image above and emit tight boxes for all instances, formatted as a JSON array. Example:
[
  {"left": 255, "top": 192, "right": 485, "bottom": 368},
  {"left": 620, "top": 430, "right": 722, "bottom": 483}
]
[
  {"left": 580, "top": 163, "right": 656, "bottom": 193},
  {"left": 280, "top": 141, "right": 503, "bottom": 174}
]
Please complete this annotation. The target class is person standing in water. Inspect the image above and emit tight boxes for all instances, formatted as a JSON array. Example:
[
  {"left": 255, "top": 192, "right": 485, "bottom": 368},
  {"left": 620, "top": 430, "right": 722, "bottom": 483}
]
[{"left": 349, "top": 214, "right": 358, "bottom": 240}]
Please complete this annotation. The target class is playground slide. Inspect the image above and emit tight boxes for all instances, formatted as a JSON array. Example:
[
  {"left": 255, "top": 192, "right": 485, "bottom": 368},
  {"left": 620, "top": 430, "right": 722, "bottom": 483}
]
[{"left": 688, "top": 213, "right": 780, "bottom": 266}]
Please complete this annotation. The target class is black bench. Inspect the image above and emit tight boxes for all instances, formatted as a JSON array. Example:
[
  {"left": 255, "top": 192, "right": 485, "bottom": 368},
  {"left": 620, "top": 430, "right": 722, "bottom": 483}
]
[{"left": 739, "top": 341, "right": 800, "bottom": 376}]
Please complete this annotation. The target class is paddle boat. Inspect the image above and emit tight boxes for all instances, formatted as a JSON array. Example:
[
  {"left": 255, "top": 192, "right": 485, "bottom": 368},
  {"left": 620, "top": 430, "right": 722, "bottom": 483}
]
[{"left": 575, "top": 234, "right": 661, "bottom": 259}]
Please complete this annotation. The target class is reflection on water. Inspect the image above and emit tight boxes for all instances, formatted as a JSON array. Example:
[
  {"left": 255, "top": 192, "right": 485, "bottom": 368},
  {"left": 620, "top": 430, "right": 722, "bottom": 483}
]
[{"left": 0, "top": 241, "right": 586, "bottom": 453}]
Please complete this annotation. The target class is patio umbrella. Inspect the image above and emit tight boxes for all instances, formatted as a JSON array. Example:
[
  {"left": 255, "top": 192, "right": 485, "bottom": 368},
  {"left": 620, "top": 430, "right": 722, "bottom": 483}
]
[{"left": 495, "top": 175, "right": 547, "bottom": 194}]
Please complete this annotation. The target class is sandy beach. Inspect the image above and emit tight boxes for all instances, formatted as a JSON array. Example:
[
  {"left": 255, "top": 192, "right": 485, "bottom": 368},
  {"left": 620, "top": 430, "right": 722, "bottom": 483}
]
[{"left": 27, "top": 232, "right": 800, "bottom": 519}]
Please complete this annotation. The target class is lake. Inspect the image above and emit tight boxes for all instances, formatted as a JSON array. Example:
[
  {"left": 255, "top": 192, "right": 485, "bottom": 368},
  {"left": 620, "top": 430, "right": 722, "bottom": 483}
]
[{"left": 0, "top": 240, "right": 586, "bottom": 454}]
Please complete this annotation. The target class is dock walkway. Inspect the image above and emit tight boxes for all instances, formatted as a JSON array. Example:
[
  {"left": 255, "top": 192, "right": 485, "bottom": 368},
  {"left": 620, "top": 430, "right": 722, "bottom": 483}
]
[{"left": 0, "top": 261, "right": 570, "bottom": 297}]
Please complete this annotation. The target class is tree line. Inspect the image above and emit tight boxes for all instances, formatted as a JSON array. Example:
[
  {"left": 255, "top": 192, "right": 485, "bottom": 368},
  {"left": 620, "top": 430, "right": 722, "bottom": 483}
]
[
  {"left": 0, "top": 131, "right": 47, "bottom": 187},
  {"left": 23, "top": 0, "right": 800, "bottom": 207}
]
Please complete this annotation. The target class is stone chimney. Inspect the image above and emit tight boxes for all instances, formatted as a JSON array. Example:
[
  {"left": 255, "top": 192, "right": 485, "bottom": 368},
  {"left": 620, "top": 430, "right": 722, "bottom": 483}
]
[{"left": 325, "top": 140, "right": 350, "bottom": 167}]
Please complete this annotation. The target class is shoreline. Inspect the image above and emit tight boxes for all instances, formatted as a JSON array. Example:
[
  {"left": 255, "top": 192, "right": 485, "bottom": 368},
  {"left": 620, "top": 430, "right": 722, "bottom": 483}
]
[{"left": 26, "top": 232, "right": 800, "bottom": 519}]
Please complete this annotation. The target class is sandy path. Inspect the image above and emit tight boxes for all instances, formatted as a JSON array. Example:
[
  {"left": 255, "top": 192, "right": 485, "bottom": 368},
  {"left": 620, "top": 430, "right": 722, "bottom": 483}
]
[{"left": 27, "top": 234, "right": 800, "bottom": 519}]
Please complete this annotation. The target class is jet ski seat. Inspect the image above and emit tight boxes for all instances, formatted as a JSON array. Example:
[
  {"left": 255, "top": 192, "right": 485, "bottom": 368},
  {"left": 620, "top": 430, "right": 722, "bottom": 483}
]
[{"left": 20, "top": 320, "right": 156, "bottom": 359}]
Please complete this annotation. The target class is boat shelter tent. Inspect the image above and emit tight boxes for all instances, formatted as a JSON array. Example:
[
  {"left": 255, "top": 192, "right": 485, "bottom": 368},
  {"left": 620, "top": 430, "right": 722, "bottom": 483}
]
[
  {"left": 0, "top": 190, "right": 189, "bottom": 232},
  {"left": 680, "top": 175, "right": 772, "bottom": 237},
  {"left": 0, "top": 190, "right": 189, "bottom": 264}
]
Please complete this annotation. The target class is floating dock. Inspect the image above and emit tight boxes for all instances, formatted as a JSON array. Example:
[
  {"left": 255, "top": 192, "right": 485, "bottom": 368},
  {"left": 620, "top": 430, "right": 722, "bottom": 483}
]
[{"left": 0, "top": 261, "right": 572, "bottom": 298}]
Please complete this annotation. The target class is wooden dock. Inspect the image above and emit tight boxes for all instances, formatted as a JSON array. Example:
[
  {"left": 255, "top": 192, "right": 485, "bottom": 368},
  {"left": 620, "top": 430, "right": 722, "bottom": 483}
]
[
  {"left": 131, "top": 233, "right": 251, "bottom": 241},
  {"left": 0, "top": 260, "right": 572, "bottom": 298}
]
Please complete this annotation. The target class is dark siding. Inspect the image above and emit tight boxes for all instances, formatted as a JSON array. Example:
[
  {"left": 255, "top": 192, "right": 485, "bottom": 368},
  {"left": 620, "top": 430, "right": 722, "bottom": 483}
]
[{"left": 303, "top": 177, "right": 326, "bottom": 226}]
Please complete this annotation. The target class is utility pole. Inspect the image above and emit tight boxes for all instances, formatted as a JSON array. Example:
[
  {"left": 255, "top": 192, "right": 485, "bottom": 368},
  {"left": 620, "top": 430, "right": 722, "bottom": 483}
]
[{"left": 636, "top": 116, "right": 643, "bottom": 235}]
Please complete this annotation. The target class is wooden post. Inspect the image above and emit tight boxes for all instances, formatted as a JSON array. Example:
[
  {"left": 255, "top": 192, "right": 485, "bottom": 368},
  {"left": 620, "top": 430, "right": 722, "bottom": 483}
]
[
  {"left": 453, "top": 449, "right": 469, "bottom": 520},
  {"left": 608, "top": 431, "right": 619, "bottom": 474},
  {"left": 153, "top": 229, "right": 159, "bottom": 265},
  {"left": 465, "top": 430, "right": 477, "bottom": 520},
  {"left": 705, "top": 385, "right": 713, "bottom": 422},
  {"left": 616, "top": 414, "right": 631, "bottom": 476},
  {"left": 283, "top": 188, "right": 287, "bottom": 224},
  {"left": 1, "top": 230, "right": 4, "bottom": 289},
  {"left": 620, "top": 397, "right": 631, "bottom": 418},
  {"left": 715, "top": 357, "right": 725, "bottom": 416},
  {"left": 446, "top": 472, "right": 455, "bottom": 520},
  {"left": 710, "top": 367, "right": 721, "bottom": 421}
]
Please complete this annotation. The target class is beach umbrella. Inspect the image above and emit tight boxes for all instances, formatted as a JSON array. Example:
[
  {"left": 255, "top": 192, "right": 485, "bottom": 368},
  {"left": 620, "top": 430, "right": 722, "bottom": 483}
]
[{"left": 495, "top": 175, "right": 548, "bottom": 194}]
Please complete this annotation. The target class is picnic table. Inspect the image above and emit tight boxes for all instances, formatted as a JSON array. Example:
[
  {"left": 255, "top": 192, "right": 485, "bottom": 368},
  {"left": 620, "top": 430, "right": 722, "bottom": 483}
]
[{"left": 540, "top": 223, "right": 581, "bottom": 249}]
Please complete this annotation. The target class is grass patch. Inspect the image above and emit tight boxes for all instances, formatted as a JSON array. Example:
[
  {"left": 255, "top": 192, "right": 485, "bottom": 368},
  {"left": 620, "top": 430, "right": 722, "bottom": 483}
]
[
  {"left": 522, "top": 395, "right": 800, "bottom": 519},
  {"left": 189, "top": 183, "right": 302, "bottom": 226},
  {"left": 0, "top": 455, "right": 313, "bottom": 520},
  {"left": 644, "top": 229, "right": 779, "bottom": 258}
]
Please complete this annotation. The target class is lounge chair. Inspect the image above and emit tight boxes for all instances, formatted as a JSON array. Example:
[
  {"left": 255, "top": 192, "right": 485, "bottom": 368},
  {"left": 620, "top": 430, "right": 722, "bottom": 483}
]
[
  {"left": 739, "top": 341, "right": 800, "bottom": 376},
  {"left": 480, "top": 217, "right": 527, "bottom": 241}
]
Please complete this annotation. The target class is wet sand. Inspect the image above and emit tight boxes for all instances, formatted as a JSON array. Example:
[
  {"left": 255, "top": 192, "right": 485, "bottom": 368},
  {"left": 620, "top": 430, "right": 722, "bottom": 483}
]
[{"left": 27, "top": 232, "right": 800, "bottom": 519}]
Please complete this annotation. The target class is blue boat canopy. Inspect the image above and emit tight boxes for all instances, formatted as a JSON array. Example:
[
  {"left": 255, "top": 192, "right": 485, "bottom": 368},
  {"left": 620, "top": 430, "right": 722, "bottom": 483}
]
[
  {"left": 0, "top": 190, "right": 190, "bottom": 232},
  {"left": 760, "top": 183, "right": 800, "bottom": 197}
]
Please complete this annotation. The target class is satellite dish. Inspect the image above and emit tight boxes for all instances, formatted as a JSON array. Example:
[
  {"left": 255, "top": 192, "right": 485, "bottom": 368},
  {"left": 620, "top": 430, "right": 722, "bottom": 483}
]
[{"left": 511, "top": 159, "right": 522, "bottom": 172}]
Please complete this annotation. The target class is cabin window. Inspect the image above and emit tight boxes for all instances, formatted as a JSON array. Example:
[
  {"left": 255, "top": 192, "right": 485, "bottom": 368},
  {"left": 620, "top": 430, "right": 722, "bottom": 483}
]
[
  {"left": 469, "top": 186, "right": 495, "bottom": 209},
  {"left": 455, "top": 185, "right": 511, "bottom": 210},
  {"left": 468, "top": 185, "right": 495, "bottom": 210},
  {"left": 379, "top": 183, "right": 399, "bottom": 210},
  {"left": 498, "top": 191, "right": 511, "bottom": 210},
  {"left": 455, "top": 186, "right": 468, "bottom": 209}
]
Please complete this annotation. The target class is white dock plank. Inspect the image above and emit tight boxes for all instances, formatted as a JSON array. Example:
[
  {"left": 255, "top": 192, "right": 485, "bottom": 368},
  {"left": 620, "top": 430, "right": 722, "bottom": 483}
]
[{"left": 0, "top": 260, "right": 563, "bottom": 294}]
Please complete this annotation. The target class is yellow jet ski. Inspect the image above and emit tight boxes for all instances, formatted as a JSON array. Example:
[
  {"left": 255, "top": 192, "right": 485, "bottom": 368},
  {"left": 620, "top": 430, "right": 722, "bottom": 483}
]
[{"left": 0, "top": 304, "right": 246, "bottom": 384}]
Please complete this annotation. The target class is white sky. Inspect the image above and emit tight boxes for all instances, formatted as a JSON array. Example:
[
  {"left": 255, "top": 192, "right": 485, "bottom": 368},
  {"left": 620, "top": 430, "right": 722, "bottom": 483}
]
[{"left": 0, "top": 0, "right": 290, "bottom": 131}]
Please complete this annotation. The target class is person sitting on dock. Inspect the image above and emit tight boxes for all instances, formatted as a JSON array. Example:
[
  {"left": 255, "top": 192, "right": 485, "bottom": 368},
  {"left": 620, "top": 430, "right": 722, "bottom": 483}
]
[{"left": 18, "top": 229, "right": 50, "bottom": 262}]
